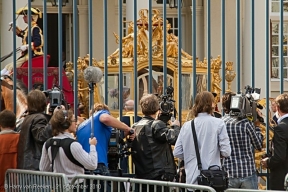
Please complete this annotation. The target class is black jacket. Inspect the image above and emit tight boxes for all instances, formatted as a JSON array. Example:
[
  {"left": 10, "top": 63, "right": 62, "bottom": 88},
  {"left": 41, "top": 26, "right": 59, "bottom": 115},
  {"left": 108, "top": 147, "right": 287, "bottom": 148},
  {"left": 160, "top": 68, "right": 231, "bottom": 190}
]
[
  {"left": 131, "top": 116, "right": 180, "bottom": 179},
  {"left": 267, "top": 116, "right": 288, "bottom": 190},
  {"left": 17, "top": 113, "right": 52, "bottom": 170}
]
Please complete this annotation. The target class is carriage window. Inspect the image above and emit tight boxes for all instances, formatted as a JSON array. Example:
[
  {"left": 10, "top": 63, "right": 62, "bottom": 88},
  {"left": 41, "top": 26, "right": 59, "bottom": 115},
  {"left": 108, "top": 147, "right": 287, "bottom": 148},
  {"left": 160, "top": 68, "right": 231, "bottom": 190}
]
[
  {"left": 137, "top": 67, "right": 174, "bottom": 110},
  {"left": 99, "top": 73, "right": 131, "bottom": 110}
]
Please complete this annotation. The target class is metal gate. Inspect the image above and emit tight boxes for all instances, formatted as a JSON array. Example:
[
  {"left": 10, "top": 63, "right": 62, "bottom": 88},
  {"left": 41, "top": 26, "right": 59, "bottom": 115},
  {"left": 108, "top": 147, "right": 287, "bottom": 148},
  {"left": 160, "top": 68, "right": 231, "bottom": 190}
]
[{"left": 0, "top": 0, "right": 285, "bottom": 190}]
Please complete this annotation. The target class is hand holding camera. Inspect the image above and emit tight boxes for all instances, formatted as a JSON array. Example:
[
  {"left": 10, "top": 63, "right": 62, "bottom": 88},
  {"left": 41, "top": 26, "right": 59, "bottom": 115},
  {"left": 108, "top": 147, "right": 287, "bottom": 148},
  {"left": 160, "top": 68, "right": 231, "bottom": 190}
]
[
  {"left": 171, "top": 119, "right": 180, "bottom": 127},
  {"left": 127, "top": 129, "right": 135, "bottom": 141}
]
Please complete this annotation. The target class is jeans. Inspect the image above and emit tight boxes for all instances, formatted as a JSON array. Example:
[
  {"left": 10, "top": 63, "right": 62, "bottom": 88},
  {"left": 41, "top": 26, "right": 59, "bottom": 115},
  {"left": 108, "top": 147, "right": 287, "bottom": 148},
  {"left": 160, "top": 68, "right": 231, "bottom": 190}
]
[
  {"left": 228, "top": 172, "right": 258, "bottom": 189},
  {"left": 85, "top": 163, "right": 111, "bottom": 192}
]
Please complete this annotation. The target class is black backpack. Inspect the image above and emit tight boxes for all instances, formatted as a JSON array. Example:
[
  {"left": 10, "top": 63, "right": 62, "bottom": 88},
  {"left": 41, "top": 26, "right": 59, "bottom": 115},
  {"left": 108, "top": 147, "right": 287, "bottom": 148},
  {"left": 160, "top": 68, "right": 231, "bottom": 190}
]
[{"left": 45, "top": 138, "right": 84, "bottom": 171}]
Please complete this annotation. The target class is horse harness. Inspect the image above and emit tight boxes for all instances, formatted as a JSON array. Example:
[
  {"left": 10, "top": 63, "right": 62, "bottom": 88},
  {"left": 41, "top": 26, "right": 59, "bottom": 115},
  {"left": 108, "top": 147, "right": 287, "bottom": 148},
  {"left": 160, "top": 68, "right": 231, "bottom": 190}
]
[{"left": 0, "top": 75, "right": 21, "bottom": 91}]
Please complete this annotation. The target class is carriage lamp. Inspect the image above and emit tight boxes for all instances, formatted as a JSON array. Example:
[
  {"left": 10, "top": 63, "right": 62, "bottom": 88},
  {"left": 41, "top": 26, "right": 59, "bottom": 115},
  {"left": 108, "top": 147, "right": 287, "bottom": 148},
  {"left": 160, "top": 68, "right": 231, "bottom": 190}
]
[
  {"left": 50, "top": 0, "right": 68, "bottom": 7},
  {"left": 168, "top": 0, "right": 183, "bottom": 8}
]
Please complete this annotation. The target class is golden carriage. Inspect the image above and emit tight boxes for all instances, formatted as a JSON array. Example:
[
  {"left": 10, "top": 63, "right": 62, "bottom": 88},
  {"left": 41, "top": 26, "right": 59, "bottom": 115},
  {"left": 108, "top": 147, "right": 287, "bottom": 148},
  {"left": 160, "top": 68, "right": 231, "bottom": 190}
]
[{"left": 66, "top": 9, "right": 236, "bottom": 122}]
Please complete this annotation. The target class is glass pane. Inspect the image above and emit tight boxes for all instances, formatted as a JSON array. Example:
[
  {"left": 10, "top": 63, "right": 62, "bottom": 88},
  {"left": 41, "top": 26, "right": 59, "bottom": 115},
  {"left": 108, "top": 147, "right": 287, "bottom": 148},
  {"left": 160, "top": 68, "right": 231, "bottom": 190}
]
[
  {"left": 174, "top": 18, "right": 178, "bottom": 28},
  {"left": 284, "top": 24, "right": 288, "bottom": 33},
  {"left": 272, "top": 46, "right": 279, "bottom": 56},
  {"left": 284, "top": 2, "right": 288, "bottom": 12},
  {"left": 174, "top": 30, "right": 178, "bottom": 37},
  {"left": 284, "top": 35, "right": 288, "bottom": 45},
  {"left": 284, "top": 68, "right": 288, "bottom": 78},
  {"left": 182, "top": 74, "right": 191, "bottom": 110},
  {"left": 285, "top": 57, "right": 288, "bottom": 67},
  {"left": 284, "top": 46, "right": 288, "bottom": 55},
  {"left": 272, "top": 57, "right": 279, "bottom": 67},
  {"left": 100, "top": 73, "right": 131, "bottom": 110},
  {"left": 137, "top": 70, "right": 173, "bottom": 106},
  {"left": 272, "top": 35, "right": 279, "bottom": 45},
  {"left": 272, "top": 68, "right": 279, "bottom": 78},
  {"left": 167, "top": 18, "right": 173, "bottom": 27},
  {"left": 272, "top": 23, "right": 279, "bottom": 34},
  {"left": 272, "top": 2, "right": 280, "bottom": 12}
]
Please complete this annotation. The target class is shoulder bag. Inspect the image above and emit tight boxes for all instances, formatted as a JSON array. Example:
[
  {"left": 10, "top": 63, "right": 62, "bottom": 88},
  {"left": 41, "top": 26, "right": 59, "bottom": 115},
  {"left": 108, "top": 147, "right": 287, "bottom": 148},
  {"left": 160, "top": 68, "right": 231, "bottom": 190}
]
[{"left": 191, "top": 120, "right": 228, "bottom": 191}]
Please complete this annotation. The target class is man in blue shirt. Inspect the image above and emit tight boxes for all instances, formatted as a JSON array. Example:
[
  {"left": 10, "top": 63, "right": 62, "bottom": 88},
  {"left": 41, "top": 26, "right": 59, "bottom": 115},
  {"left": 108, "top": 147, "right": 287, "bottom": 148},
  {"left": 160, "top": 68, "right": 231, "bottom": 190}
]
[{"left": 77, "top": 103, "right": 135, "bottom": 191}]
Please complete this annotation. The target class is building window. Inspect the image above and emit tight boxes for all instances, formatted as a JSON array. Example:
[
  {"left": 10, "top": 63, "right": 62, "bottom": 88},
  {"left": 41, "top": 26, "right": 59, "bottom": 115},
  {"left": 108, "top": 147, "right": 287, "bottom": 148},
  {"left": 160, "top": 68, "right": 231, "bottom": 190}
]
[
  {"left": 271, "top": 0, "right": 288, "bottom": 13},
  {"left": 155, "top": 0, "right": 169, "bottom": 4},
  {"left": 271, "top": 22, "right": 288, "bottom": 79},
  {"left": 123, "top": 17, "right": 127, "bottom": 37},
  {"left": 167, "top": 17, "right": 178, "bottom": 36}
]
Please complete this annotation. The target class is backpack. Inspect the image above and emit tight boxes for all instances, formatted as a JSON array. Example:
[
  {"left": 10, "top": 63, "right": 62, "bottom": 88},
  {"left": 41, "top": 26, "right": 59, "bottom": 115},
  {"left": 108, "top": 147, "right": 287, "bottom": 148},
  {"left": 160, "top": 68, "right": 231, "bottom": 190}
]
[{"left": 45, "top": 138, "right": 84, "bottom": 171}]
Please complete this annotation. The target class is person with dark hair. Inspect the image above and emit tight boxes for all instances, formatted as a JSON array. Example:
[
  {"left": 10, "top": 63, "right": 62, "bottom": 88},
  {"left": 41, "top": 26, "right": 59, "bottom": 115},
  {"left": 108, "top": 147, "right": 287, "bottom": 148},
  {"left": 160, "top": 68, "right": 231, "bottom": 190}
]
[
  {"left": 261, "top": 93, "right": 288, "bottom": 190},
  {"left": 131, "top": 94, "right": 180, "bottom": 192},
  {"left": 222, "top": 92, "right": 263, "bottom": 189},
  {"left": 40, "top": 108, "right": 97, "bottom": 188},
  {"left": 17, "top": 89, "right": 52, "bottom": 170},
  {"left": 173, "top": 91, "right": 231, "bottom": 189},
  {"left": 0, "top": 110, "right": 19, "bottom": 192}
]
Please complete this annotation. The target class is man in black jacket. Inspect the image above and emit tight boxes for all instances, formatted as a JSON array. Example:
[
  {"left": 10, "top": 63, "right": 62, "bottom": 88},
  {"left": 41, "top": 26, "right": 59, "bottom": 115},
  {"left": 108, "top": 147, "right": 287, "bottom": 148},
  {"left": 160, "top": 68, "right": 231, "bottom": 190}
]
[
  {"left": 17, "top": 90, "right": 52, "bottom": 170},
  {"left": 131, "top": 94, "right": 180, "bottom": 192},
  {"left": 261, "top": 93, "right": 288, "bottom": 190}
]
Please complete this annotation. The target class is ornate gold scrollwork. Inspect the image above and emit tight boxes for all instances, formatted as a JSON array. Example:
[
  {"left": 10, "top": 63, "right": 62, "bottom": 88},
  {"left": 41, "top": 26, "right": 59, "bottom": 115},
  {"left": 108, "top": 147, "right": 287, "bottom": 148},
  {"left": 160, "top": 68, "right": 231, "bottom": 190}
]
[{"left": 66, "top": 9, "right": 236, "bottom": 119}]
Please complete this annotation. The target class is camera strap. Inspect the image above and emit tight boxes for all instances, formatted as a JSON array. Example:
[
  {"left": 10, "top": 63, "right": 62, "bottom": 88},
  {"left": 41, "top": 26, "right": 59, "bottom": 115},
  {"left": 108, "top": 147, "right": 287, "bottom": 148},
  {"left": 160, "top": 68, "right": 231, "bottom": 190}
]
[{"left": 191, "top": 120, "right": 203, "bottom": 171}]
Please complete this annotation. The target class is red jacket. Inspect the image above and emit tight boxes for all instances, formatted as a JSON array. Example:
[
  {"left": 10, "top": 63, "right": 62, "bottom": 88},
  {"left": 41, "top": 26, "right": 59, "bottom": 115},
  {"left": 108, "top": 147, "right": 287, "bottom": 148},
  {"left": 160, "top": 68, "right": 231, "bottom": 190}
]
[{"left": 0, "top": 131, "right": 19, "bottom": 192}]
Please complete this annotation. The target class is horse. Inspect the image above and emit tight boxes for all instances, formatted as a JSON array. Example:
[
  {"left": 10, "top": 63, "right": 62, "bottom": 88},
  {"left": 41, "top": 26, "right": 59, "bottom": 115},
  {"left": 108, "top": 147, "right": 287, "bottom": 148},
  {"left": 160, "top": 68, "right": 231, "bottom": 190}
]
[{"left": 0, "top": 75, "right": 28, "bottom": 129}]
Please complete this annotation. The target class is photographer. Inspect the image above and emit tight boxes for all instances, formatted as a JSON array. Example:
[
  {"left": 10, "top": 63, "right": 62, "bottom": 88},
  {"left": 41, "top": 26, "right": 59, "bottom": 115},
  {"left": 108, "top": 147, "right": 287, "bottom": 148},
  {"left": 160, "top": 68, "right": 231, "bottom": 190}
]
[
  {"left": 222, "top": 92, "right": 263, "bottom": 189},
  {"left": 17, "top": 89, "right": 53, "bottom": 170},
  {"left": 76, "top": 103, "right": 135, "bottom": 192},
  {"left": 131, "top": 94, "right": 180, "bottom": 192}
]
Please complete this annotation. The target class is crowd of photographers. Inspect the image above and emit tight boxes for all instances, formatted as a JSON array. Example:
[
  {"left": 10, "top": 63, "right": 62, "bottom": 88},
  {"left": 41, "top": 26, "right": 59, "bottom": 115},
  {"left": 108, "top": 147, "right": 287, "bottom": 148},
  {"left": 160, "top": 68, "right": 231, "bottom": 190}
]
[{"left": 0, "top": 87, "right": 287, "bottom": 192}]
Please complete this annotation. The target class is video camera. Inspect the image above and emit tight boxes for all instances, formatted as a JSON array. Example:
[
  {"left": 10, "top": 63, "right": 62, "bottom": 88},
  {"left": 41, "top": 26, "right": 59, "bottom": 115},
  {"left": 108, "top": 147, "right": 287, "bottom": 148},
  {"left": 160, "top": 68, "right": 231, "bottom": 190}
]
[
  {"left": 229, "top": 85, "right": 262, "bottom": 122},
  {"left": 107, "top": 129, "right": 135, "bottom": 171},
  {"left": 158, "top": 86, "right": 176, "bottom": 124},
  {"left": 43, "top": 85, "right": 69, "bottom": 113}
]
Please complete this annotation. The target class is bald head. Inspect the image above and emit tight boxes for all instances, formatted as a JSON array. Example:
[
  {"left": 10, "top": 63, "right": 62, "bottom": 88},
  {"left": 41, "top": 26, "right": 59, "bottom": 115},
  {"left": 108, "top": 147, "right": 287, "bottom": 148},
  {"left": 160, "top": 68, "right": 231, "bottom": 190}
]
[{"left": 125, "top": 100, "right": 135, "bottom": 111}]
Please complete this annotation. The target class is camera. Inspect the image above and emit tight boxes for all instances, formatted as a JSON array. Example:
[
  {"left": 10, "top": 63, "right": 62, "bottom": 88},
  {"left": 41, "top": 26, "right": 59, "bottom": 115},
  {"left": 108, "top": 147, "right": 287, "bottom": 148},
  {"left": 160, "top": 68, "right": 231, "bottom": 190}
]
[
  {"left": 107, "top": 129, "right": 135, "bottom": 172},
  {"left": 230, "top": 85, "right": 262, "bottom": 122},
  {"left": 158, "top": 86, "right": 176, "bottom": 124},
  {"left": 43, "top": 85, "right": 68, "bottom": 113}
]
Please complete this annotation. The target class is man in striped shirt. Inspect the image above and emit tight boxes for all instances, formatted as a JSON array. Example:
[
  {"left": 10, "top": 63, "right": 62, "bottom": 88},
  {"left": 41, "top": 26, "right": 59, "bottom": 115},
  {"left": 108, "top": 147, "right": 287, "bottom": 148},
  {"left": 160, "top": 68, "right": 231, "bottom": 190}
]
[{"left": 221, "top": 92, "right": 263, "bottom": 189}]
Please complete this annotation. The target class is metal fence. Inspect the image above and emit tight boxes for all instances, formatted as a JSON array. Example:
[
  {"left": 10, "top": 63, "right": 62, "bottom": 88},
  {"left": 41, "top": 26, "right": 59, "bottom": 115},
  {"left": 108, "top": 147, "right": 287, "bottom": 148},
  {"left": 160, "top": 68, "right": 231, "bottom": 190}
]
[
  {"left": 4, "top": 169, "right": 217, "bottom": 192},
  {"left": 70, "top": 174, "right": 217, "bottom": 192},
  {"left": 5, "top": 169, "right": 70, "bottom": 192}
]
